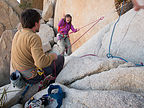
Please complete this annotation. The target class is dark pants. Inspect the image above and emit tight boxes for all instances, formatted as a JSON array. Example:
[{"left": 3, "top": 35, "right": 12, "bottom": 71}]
[{"left": 25, "top": 55, "right": 64, "bottom": 84}]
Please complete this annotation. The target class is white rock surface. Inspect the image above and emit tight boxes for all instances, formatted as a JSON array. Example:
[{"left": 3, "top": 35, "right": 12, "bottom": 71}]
[
  {"left": 42, "top": 0, "right": 53, "bottom": 21},
  {"left": 26, "top": 83, "right": 144, "bottom": 108},
  {"left": 56, "top": 56, "right": 124, "bottom": 85},
  {"left": 0, "top": 83, "right": 39, "bottom": 107},
  {"left": 16, "top": 23, "right": 22, "bottom": 31},
  {"left": 50, "top": 44, "right": 61, "bottom": 55},
  {"left": 40, "top": 19, "right": 45, "bottom": 24},
  {"left": 47, "top": 18, "right": 54, "bottom": 27},
  {"left": 37, "top": 24, "right": 55, "bottom": 52},
  {"left": 72, "top": 9, "right": 144, "bottom": 65},
  {"left": 70, "top": 67, "right": 144, "bottom": 93}
]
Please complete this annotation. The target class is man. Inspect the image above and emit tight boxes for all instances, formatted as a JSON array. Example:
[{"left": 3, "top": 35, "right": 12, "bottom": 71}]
[
  {"left": 132, "top": 0, "right": 144, "bottom": 11},
  {"left": 11, "top": 9, "right": 64, "bottom": 84}
]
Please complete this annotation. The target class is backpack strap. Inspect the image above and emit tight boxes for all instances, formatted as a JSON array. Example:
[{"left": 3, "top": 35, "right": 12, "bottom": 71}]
[{"left": 58, "top": 21, "right": 66, "bottom": 33}]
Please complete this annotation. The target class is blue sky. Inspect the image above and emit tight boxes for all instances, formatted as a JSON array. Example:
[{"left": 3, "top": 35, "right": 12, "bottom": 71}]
[{"left": 17, "top": 0, "right": 20, "bottom": 3}]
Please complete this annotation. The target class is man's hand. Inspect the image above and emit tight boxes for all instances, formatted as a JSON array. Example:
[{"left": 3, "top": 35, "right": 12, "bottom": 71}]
[
  {"left": 77, "top": 28, "right": 80, "bottom": 32},
  {"left": 132, "top": 0, "right": 144, "bottom": 11},
  {"left": 53, "top": 53, "right": 58, "bottom": 60},
  {"left": 63, "top": 13, "right": 65, "bottom": 18},
  {"left": 49, "top": 53, "right": 58, "bottom": 60}
]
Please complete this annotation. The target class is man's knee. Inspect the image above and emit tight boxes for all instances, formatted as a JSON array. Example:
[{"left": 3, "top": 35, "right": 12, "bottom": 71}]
[{"left": 58, "top": 55, "right": 65, "bottom": 65}]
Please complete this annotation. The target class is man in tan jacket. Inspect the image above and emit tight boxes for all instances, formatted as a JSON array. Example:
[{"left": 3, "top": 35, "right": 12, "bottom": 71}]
[{"left": 11, "top": 9, "right": 64, "bottom": 84}]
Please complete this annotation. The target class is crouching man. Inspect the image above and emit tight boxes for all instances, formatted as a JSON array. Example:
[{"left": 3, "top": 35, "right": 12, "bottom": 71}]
[{"left": 11, "top": 9, "right": 64, "bottom": 84}]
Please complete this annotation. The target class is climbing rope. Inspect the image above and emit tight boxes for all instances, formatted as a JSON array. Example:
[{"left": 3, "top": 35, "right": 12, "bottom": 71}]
[
  {"left": 80, "top": 54, "right": 98, "bottom": 58},
  {"left": 59, "top": 1, "right": 133, "bottom": 56},
  {"left": 42, "top": 85, "right": 66, "bottom": 108},
  {"left": 106, "top": 0, "right": 144, "bottom": 66},
  {"left": 60, "top": 2, "right": 131, "bottom": 55},
  {"left": 25, "top": 85, "right": 65, "bottom": 108},
  {"left": 61, "top": 17, "right": 104, "bottom": 55}
]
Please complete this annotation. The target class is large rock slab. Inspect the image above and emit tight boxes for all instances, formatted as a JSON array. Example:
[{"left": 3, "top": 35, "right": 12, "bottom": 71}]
[
  {"left": 56, "top": 56, "right": 124, "bottom": 85},
  {"left": 37, "top": 24, "right": 55, "bottom": 52},
  {"left": 26, "top": 83, "right": 144, "bottom": 108},
  {"left": 0, "top": 30, "right": 16, "bottom": 87},
  {"left": 72, "top": 9, "right": 144, "bottom": 64},
  {"left": 50, "top": 44, "right": 61, "bottom": 55},
  {"left": 70, "top": 67, "right": 144, "bottom": 93},
  {"left": 46, "top": 18, "right": 54, "bottom": 27},
  {"left": 42, "top": 0, "right": 53, "bottom": 21}
]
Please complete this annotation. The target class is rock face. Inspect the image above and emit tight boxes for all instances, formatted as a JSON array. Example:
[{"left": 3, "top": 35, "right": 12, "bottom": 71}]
[
  {"left": 50, "top": 44, "right": 61, "bottom": 55},
  {"left": 56, "top": 56, "right": 124, "bottom": 85},
  {"left": 70, "top": 67, "right": 144, "bottom": 93},
  {"left": 37, "top": 24, "right": 55, "bottom": 52},
  {"left": 0, "top": 30, "right": 16, "bottom": 87},
  {"left": 42, "top": 0, "right": 53, "bottom": 21},
  {"left": 54, "top": 0, "right": 118, "bottom": 51},
  {"left": 0, "top": 0, "right": 20, "bottom": 36},
  {"left": 2, "top": 3, "right": 144, "bottom": 108},
  {"left": 46, "top": 18, "right": 54, "bottom": 27},
  {"left": 72, "top": 9, "right": 144, "bottom": 65},
  {"left": 5, "top": 0, "right": 23, "bottom": 16},
  {"left": 26, "top": 83, "right": 144, "bottom": 108},
  {"left": 20, "top": 0, "right": 43, "bottom": 10}
]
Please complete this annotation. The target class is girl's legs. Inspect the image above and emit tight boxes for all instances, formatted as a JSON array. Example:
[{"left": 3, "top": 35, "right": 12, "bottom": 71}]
[
  {"left": 65, "top": 37, "right": 72, "bottom": 55},
  {"left": 57, "top": 38, "right": 65, "bottom": 55}
]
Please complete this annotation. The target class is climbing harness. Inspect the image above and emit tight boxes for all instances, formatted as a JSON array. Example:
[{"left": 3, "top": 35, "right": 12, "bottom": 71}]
[
  {"left": 25, "top": 85, "right": 65, "bottom": 108},
  {"left": 9, "top": 61, "right": 57, "bottom": 104},
  {"left": 60, "top": 16, "right": 104, "bottom": 55},
  {"left": 57, "top": 1, "right": 135, "bottom": 56},
  {"left": 38, "top": 60, "right": 57, "bottom": 91},
  {"left": 106, "top": 0, "right": 144, "bottom": 66}
]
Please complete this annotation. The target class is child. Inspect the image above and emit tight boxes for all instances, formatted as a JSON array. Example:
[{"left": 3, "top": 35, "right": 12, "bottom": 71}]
[{"left": 57, "top": 14, "right": 79, "bottom": 55}]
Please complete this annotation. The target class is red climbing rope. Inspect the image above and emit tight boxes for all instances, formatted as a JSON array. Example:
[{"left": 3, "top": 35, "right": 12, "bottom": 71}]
[
  {"left": 80, "top": 54, "right": 98, "bottom": 58},
  {"left": 61, "top": 16, "right": 104, "bottom": 55}
]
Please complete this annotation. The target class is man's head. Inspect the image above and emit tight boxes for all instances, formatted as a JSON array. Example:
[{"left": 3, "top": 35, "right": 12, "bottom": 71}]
[
  {"left": 20, "top": 9, "right": 41, "bottom": 32},
  {"left": 64, "top": 14, "right": 72, "bottom": 24}
]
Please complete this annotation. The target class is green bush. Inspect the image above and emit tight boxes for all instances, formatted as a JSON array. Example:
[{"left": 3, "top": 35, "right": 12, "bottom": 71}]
[{"left": 19, "top": 1, "right": 32, "bottom": 10}]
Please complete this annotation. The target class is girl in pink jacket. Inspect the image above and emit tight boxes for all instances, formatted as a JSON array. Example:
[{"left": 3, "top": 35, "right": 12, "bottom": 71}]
[{"left": 57, "top": 14, "right": 79, "bottom": 55}]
